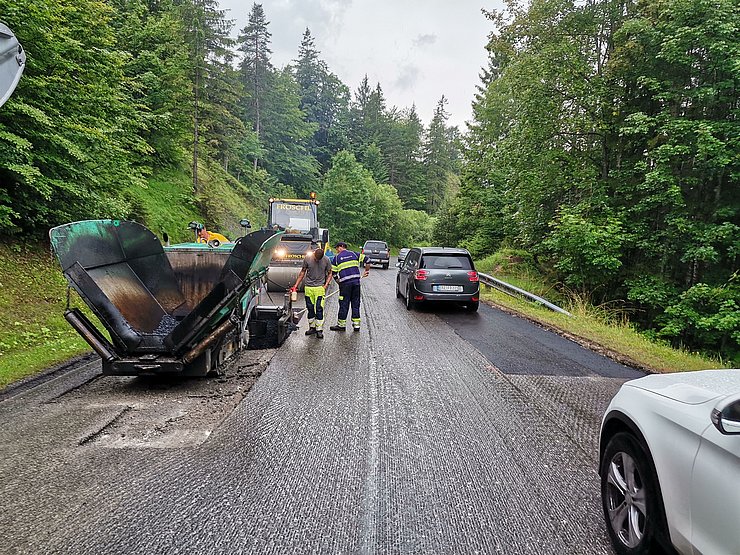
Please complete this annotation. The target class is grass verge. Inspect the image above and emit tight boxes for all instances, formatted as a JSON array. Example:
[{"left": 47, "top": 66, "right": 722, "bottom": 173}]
[
  {"left": 479, "top": 279, "right": 725, "bottom": 373},
  {"left": 0, "top": 242, "right": 93, "bottom": 388}
]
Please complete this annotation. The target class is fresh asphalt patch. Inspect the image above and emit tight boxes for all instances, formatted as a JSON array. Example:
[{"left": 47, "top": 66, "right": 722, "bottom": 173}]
[{"left": 435, "top": 300, "right": 644, "bottom": 379}]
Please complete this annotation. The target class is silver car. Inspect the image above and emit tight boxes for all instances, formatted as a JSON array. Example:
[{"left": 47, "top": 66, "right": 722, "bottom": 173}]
[{"left": 599, "top": 369, "right": 740, "bottom": 555}]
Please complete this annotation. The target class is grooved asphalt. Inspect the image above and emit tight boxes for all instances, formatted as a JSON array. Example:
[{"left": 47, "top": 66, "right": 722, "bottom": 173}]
[{"left": 0, "top": 264, "right": 643, "bottom": 554}]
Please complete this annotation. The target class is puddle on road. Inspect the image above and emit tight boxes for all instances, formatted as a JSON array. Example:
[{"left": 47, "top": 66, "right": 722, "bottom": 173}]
[{"left": 49, "top": 350, "right": 276, "bottom": 449}]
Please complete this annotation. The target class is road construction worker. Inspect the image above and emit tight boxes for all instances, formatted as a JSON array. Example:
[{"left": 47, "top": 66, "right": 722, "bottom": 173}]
[
  {"left": 292, "top": 247, "right": 333, "bottom": 339},
  {"left": 196, "top": 224, "right": 230, "bottom": 246},
  {"left": 329, "top": 241, "right": 370, "bottom": 332}
]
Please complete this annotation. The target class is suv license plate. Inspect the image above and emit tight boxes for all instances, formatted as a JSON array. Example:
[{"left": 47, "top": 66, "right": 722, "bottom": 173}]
[{"left": 434, "top": 285, "right": 463, "bottom": 292}]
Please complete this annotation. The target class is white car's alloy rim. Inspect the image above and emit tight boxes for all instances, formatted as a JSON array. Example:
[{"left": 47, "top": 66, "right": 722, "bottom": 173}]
[{"left": 606, "top": 451, "right": 647, "bottom": 548}]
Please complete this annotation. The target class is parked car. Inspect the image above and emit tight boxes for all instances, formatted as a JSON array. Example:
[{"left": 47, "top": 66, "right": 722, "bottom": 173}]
[
  {"left": 362, "top": 240, "right": 390, "bottom": 269},
  {"left": 396, "top": 247, "right": 480, "bottom": 311},
  {"left": 599, "top": 369, "right": 740, "bottom": 555},
  {"left": 397, "top": 248, "right": 410, "bottom": 264}
]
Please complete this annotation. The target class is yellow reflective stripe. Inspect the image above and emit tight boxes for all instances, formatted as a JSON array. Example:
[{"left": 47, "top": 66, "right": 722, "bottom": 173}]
[{"left": 335, "top": 259, "right": 359, "bottom": 271}]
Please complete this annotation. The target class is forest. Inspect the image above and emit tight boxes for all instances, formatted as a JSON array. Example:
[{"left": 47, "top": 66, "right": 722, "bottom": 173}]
[
  {"left": 0, "top": 0, "right": 457, "bottom": 245},
  {"left": 0, "top": 0, "right": 737, "bottom": 362},
  {"left": 438, "top": 0, "right": 739, "bottom": 362}
]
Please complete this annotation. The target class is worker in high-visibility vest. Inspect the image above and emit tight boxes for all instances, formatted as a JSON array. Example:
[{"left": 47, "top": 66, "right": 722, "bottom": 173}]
[
  {"left": 329, "top": 241, "right": 370, "bottom": 332},
  {"left": 292, "top": 247, "right": 333, "bottom": 339}
]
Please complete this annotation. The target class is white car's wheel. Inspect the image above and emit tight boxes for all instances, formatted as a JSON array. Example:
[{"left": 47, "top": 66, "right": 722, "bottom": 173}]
[{"left": 601, "top": 432, "right": 667, "bottom": 555}]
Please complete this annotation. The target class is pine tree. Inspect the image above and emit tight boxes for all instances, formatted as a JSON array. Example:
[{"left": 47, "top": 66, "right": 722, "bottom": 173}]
[
  {"left": 293, "top": 28, "right": 351, "bottom": 172},
  {"left": 179, "top": 0, "right": 234, "bottom": 192},
  {"left": 422, "top": 96, "right": 460, "bottom": 213},
  {"left": 237, "top": 3, "right": 273, "bottom": 169}
]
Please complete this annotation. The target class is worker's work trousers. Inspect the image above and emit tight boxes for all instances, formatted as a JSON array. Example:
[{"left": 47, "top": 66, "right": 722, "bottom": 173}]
[
  {"left": 337, "top": 281, "right": 361, "bottom": 329},
  {"left": 304, "top": 285, "right": 326, "bottom": 330}
]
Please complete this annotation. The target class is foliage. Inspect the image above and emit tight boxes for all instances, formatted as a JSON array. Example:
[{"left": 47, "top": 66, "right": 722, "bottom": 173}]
[
  {"left": 111, "top": 0, "right": 192, "bottom": 166},
  {"left": 320, "top": 151, "right": 374, "bottom": 244},
  {"left": 422, "top": 96, "right": 461, "bottom": 213},
  {"left": 394, "top": 209, "right": 435, "bottom": 247},
  {"left": 657, "top": 281, "right": 740, "bottom": 363},
  {"left": 320, "top": 151, "right": 434, "bottom": 246},
  {"left": 477, "top": 248, "right": 538, "bottom": 277},
  {"left": 0, "top": 0, "right": 146, "bottom": 232},
  {"left": 542, "top": 206, "right": 625, "bottom": 291},
  {"left": 237, "top": 8, "right": 319, "bottom": 195},
  {"left": 257, "top": 68, "right": 319, "bottom": 195},
  {"left": 293, "top": 28, "right": 351, "bottom": 174},
  {"left": 439, "top": 0, "right": 739, "bottom": 360}
]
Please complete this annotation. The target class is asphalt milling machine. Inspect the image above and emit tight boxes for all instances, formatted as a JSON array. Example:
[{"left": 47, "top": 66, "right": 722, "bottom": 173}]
[{"left": 50, "top": 219, "right": 300, "bottom": 377}]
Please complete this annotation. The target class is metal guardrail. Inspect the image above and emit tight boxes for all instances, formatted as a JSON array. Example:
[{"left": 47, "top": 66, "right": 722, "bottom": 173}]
[{"left": 478, "top": 272, "right": 572, "bottom": 317}]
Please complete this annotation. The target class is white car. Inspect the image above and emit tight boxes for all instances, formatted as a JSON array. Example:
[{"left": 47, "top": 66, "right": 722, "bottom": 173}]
[{"left": 599, "top": 369, "right": 740, "bottom": 555}]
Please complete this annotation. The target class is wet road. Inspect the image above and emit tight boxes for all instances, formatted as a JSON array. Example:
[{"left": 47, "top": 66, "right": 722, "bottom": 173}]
[{"left": 0, "top": 263, "right": 643, "bottom": 554}]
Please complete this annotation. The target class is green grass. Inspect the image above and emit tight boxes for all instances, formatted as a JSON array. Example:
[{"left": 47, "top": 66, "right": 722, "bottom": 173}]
[
  {"left": 195, "top": 158, "right": 268, "bottom": 239},
  {"left": 126, "top": 169, "right": 204, "bottom": 244},
  {"left": 478, "top": 261, "right": 725, "bottom": 373},
  {"left": 126, "top": 163, "right": 269, "bottom": 244},
  {"left": 0, "top": 242, "right": 92, "bottom": 387}
]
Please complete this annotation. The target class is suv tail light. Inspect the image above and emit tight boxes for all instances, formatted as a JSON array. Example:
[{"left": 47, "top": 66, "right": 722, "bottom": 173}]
[
  {"left": 415, "top": 269, "right": 428, "bottom": 280},
  {"left": 468, "top": 271, "right": 479, "bottom": 282}
]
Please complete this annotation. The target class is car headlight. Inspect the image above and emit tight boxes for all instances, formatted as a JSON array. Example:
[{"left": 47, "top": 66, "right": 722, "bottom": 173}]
[{"left": 274, "top": 247, "right": 287, "bottom": 258}]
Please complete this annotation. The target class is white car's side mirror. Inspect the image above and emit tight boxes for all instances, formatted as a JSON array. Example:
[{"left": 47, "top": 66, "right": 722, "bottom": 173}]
[{"left": 711, "top": 398, "right": 740, "bottom": 435}]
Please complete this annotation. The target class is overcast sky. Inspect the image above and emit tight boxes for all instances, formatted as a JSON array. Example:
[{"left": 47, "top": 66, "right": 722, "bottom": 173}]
[{"left": 217, "top": 0, "right": 502, "bottom": 130}]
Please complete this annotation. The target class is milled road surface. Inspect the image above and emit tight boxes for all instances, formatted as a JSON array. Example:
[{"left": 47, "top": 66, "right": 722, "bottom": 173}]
[{"left": 0, "top": 263, "right": 643, "bottom": 554}]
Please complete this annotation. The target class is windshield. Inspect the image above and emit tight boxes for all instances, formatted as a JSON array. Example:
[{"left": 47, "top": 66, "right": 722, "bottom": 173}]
[
  {"left": 421, "top": 254, "right": 472, "bottom": 270},
  {"left": 364, "top": 241, "right": 388, "bottom": 250},
  {"left": 269, "top": 202, "right": 316, "bottom": 233}
]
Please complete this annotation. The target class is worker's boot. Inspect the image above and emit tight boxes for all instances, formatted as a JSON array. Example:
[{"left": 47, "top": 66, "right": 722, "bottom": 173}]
[
  {"left": 352, "top": 326, "right": 360, "bottom": 332},
  {"left": 316, "top": 330, "right": 324, "bottom": 339},
  {"left": 329, "top": 325, "right": 346, "bottom": 331},
  {"left": 305, "top": 327, "right": 316, "bottom": 336}
]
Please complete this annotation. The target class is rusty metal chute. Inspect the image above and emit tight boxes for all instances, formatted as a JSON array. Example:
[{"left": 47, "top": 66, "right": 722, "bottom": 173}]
[{"left": 49, "top": 220, "right": 293, "bottom": 376}]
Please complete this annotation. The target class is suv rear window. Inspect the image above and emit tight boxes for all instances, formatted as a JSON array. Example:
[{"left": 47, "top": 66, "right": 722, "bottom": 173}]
[
  {"left": 420, "top": 254, "right": 472, "bottom": 270},
  {"left": 364, "top": 241, "right": 388, "bottom": 250}
]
